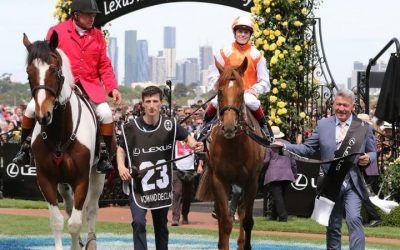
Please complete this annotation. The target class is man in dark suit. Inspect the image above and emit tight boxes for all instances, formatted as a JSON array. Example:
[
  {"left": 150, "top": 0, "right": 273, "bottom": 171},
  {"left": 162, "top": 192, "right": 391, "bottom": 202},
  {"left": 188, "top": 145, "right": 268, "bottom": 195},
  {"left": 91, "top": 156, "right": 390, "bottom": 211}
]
[{"left": 274, "top": 89, "right": 376, "bottom": 249}]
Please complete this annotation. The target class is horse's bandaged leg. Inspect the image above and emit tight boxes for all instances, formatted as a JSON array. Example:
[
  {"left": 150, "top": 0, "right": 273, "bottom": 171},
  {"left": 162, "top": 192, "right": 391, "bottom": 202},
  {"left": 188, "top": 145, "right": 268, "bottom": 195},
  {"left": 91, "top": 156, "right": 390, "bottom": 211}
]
[
  {"left": 48, "top": 204, "right": 64, "bottom": 250},
  {"left": 68, "top": 207, "right": 83, "bottom": 234}
]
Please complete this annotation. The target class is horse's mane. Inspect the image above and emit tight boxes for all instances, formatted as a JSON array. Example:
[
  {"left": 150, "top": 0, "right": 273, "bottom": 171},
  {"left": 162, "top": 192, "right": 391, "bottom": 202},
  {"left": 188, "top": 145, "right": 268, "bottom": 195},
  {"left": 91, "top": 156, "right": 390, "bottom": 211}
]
[{"left": 27, "top": 40, "right": 52, "bottom": 65}]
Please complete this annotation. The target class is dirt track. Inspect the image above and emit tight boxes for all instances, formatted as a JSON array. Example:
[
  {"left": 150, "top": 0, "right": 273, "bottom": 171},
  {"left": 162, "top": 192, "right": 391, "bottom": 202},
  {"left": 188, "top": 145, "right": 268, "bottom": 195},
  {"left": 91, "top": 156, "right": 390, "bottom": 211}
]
[{"left": 1, "top": 206, "right": 399, "bottom": 246}]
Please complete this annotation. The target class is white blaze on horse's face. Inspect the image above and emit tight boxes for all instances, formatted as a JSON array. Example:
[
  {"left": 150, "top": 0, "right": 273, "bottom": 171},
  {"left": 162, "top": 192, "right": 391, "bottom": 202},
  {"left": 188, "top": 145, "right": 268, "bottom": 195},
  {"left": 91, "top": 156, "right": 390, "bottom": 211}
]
[{"left": 33, "top": 58, "right": 55, "bottom": 125}]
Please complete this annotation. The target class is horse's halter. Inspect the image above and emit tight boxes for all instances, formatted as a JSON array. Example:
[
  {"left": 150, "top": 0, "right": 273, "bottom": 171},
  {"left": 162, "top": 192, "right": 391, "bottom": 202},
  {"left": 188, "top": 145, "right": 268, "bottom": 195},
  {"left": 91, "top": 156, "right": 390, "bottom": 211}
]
[{"left": 29, "top": 51, "right": 65, "bottom": 104}]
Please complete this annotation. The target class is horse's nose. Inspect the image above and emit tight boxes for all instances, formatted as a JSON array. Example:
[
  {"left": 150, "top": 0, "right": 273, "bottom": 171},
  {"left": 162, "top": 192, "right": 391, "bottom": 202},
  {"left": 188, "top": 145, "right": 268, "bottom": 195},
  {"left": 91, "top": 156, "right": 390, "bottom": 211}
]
[
  {"left": 36, "top": 112, "right": 52, "bottom": 125},
  {"left": 222, "top": 125, "right": 236, "bottom": 139}
]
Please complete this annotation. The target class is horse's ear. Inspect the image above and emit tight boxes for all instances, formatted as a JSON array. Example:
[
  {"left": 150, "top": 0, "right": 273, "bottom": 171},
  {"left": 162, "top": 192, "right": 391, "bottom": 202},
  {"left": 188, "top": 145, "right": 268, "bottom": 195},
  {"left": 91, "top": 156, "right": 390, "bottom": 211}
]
[
  {"left": 48, "top": 31, "right": 59, "bottom": 51},
  {"left": 23, "top": 33, "right": 32, "bottom": 51},
  {"left": 215, "top": 57, "right": 224, "bottom": 74},
  {"left": 237, "top": 57, "right": 248, "bottom": 77}
]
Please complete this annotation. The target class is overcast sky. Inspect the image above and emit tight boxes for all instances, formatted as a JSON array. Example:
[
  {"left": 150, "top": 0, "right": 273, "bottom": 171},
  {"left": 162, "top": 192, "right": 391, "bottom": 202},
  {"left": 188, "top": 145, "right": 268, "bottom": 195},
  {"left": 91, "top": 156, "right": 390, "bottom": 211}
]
[{"left": 1, "top": 0, "right": 399, "bottom": 86}]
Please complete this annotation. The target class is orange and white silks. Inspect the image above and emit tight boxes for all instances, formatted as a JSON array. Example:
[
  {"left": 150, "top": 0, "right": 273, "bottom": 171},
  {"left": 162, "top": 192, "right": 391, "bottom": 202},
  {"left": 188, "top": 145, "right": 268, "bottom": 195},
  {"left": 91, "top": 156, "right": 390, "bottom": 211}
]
[{"left": 220, "top": 42, "right": 261, "bottom": 90}]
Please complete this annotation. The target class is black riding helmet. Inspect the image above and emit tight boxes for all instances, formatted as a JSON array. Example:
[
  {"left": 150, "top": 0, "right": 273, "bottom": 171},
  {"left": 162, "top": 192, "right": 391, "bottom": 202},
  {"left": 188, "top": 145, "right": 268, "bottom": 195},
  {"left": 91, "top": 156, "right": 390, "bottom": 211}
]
[{"left": 71, "top": 0, "right": 101, "bottom": 14}]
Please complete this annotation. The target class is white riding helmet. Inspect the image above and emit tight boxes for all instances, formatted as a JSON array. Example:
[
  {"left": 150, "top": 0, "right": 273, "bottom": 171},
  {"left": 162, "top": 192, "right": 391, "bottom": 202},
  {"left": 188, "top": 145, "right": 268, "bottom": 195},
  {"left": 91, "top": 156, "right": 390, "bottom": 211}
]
[{"left": 232, "top": 16, "right": 254, "bottom": 33}]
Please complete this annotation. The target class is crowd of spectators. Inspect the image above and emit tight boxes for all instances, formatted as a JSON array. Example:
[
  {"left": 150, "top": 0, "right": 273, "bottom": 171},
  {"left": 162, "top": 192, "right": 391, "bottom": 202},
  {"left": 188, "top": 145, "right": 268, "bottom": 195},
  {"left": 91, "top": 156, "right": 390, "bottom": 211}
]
[{"left": 0, "top": 104, "right": 25, "bottom": 144}]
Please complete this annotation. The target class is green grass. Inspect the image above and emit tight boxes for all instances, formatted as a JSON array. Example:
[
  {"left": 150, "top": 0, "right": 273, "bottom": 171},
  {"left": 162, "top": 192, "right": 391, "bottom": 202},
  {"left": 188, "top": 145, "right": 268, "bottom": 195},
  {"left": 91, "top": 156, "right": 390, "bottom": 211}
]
[
  {"left": 1, "top": 198, "right": 400, "bottom": 249},
  {"left": 0, "top": 198, "right": 48, "bottom": 209},
  {"left": 0, "top": 214, "right": 399, "bottom": 249},
  {"left": 253, "top": 217, "right": 400, "bottom": 239}
]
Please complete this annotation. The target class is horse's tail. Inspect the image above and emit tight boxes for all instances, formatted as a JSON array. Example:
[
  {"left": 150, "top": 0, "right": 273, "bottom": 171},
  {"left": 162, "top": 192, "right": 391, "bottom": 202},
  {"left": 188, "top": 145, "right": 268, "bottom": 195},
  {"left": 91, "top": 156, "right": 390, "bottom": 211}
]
[{"left": 195, "top": 162, "right": 214, "bottom": 201}]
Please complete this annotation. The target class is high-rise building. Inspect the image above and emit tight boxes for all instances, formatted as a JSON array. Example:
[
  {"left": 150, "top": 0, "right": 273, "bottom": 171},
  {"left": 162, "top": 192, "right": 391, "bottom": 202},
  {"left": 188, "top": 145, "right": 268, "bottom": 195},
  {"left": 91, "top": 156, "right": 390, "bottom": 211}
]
[
  {"left": 164, "top": 27, "right": 176, "bottom": 79},
  {"left": 125, "top": 30, "right": 137, "bottom": 86},
  {"left": 164, "top": 27, "right": 176, "bottom": 49},
  {"left": 107, "top": 37, "right": 119, "bottom": 84},
  {"left": 175, "top": 60, "right": 184, "bottom": 83},
  {"left": 149, "top": 56, "right": 166, "bottom": 84},
  {"left": 136, "top": 40, "right": 149, "bottom": 82},
  {"left": 199, "top": 46, "right": 213, "bottom": 70},
  {"left": 183, "top": 58, "right": 199, "bottom": 85}
]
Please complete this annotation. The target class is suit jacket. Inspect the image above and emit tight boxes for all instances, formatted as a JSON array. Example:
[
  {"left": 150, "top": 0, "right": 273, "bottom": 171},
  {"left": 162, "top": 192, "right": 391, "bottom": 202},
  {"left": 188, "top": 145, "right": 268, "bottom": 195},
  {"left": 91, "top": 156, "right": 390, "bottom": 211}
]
[{"left": 285, "top": 115, "right": 377, "bottom": 201}]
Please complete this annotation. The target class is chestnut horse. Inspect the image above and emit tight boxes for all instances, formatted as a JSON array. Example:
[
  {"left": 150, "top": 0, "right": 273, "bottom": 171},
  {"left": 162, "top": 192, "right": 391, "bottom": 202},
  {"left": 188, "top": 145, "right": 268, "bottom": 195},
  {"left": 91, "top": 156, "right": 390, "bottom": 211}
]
[
  {"left": 198, "top": 57, "right": 266, "bottom": 250},
  {"left": 23, "top": 32, "right": 104, "bottom": 250}
]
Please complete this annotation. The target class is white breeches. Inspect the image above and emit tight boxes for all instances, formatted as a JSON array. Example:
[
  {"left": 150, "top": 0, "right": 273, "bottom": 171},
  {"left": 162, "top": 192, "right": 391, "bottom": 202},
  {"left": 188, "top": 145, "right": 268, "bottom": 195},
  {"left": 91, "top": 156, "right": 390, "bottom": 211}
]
[
  {"left": 210, "top": 92, "right": 261, "bottom": 111},
  {"left": 25, "top": 99, "right": 113, "bottom": 124}
]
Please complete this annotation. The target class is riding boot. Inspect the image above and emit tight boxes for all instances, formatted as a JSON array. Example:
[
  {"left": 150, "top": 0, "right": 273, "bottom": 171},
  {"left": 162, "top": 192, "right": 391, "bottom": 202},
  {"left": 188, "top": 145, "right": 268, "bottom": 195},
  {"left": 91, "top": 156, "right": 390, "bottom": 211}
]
[
  {"left": 251, "top": 107, "right": 274, "bottom": 142},
  {"left": 97, "top": 124, "right": 115, "bottom": 174},
  {"left": 12, "top": 116, "right": 35, "bottom": 166}
]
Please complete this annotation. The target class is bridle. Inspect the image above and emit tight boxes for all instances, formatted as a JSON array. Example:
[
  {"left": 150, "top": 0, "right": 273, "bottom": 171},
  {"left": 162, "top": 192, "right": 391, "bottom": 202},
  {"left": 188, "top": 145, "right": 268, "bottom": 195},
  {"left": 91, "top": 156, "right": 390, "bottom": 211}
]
[
  {"left": 29, "top": 50, "right": 65, "bottom": 104},
  {"left": 217, "top": 74, "right": 245, "bottom": 134}
]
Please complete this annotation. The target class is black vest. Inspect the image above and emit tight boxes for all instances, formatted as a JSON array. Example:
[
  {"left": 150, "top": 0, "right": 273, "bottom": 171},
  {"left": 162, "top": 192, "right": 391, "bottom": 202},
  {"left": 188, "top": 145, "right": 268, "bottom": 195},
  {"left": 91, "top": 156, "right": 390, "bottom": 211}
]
[{"left": 121, "top": 116, "right": 177, "bottom": 209}]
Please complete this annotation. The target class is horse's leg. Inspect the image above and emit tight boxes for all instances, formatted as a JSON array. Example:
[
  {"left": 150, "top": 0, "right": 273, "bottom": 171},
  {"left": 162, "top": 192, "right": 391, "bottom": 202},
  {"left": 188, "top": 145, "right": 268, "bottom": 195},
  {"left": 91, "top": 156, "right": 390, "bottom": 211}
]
[
  {"left": 84, "top": 167, "right": 105, "bottom": 250},
  {"left": 242, "top": 182, "right": 258, "bottom": 250},
  {"left": 58, "top": 183, "right": 74, "bottom": 217},
  {"left": 38, "top": 176, "right": 64, "bottom": 250},
  {"left": 212, "top": 173, "right": 231, "bottom": 250},
  {"left": 69, "top": 180, "right": 89, "bottom": 250},
  {"left": 237, "top": 196, "right": 245, "bottom": 250}
]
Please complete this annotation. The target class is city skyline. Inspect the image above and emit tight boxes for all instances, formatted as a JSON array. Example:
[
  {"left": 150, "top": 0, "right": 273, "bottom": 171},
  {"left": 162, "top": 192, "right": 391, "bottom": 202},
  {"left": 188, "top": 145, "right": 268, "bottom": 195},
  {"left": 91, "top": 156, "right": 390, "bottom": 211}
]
[{"left": 1, "top": 1, "right": 400, "bottom": 86}]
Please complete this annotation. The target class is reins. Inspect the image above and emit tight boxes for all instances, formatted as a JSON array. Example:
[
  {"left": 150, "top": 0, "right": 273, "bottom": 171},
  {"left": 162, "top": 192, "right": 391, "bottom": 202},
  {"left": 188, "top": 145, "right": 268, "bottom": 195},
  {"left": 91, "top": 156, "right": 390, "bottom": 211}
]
[{"left": 179, "top": 93, "right": 217, "bottom": 124}]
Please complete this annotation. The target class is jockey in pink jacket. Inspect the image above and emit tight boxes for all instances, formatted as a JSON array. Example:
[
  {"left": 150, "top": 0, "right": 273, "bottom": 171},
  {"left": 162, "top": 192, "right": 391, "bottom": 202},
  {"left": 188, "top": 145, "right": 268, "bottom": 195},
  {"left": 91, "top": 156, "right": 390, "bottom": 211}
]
[{"left": 13, "top": 0, "right": 121, "bottom": 173}]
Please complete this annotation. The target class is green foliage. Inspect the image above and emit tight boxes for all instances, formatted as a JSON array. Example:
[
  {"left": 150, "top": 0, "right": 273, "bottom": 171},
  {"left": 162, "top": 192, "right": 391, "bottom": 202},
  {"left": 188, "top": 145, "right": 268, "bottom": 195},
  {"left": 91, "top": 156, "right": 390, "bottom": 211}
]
[
  {"left": 172, "top": 83, "right": 196, "bottom": 100},
  {"left": 381, "top": 157, "right": 400, "bottom": 200},
  {"left": 382, "top": 206, "right": 400, "bottom": 227},
  {"left": 252, "top": 0, "right": 321, "bottom": 138},
  {"left": 0, "top": 80, "right": 31, "bottom": 106}
]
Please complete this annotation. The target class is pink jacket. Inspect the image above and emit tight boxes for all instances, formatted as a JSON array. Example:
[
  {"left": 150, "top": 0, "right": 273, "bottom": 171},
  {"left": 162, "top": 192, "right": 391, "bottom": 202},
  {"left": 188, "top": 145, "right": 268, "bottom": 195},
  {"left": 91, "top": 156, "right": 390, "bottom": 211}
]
[{"left": 46, "top": 19, "right": 117, "bottom": 103}]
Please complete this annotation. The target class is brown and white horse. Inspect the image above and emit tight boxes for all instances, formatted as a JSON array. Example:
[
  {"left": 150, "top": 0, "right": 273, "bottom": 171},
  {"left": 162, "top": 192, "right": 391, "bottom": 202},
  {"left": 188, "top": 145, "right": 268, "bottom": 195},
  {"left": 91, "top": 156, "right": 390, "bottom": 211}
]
[
  {"left": 23, "top": 32, "right": 104, "bottom": 250},
  {"left": 198, "top": 57, "right": 266, "bottom": 250}
]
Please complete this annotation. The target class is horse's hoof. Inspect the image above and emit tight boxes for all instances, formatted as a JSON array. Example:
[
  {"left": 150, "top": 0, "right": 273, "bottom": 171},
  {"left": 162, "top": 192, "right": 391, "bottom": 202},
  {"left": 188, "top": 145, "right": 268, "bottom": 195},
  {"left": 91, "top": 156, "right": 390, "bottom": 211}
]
[{"left": 85, "top": 233, "right": 97, "bottom": 250}]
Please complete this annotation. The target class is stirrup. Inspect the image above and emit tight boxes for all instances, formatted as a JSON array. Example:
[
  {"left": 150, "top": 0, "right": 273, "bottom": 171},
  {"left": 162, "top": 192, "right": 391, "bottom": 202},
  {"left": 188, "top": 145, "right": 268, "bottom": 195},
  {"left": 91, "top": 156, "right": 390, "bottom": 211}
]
[{"left": 96, "top": 151, "right": 114, "bottom": 174}]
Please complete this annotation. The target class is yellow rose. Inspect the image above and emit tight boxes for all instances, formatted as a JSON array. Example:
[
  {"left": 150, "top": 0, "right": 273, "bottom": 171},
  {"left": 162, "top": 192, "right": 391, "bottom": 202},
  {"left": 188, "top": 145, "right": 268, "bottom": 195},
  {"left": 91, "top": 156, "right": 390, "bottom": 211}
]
[
  {"left": 62, "top": 13, "right": 68, "bottom": 21},
  {"left": 277, "top": 36, "right": 286, "bottom": 43},
  {"left": 269, "top": 34, "right": 276, "bottom": 40},
  {"left": 263, "top": 43, "right": 270, "bottom": 51},
  {"left": 274, "top": 30, "right": 281, "bottom": 36},
  {"left": 268, "top": 120, "right": 273, "bottom": 126},
  {"left": 256, "top": 38, "right": 264, "bottom": 46},
  {"left": 278, "top": 53, "right": 284, "bottom": 59},
  {"left": 272, "top": 87, "right": 279, "bottom": 94},
  {"left": 263, "top": 29, "right": 270, "bottom": 36},
  {"left": 282, "top": 21, "right": 288, "bottom": 27},
  {"left": 266, "top": 7, "right": 271, "bottom": 13},
  {"left": 276, "top": 40, "right": 283, "bottom": 46},
  {"left": 277, "top": 101, "right": 286, "bottom": 108},
  {"left": 270, "top": 56, "right": 278, "bottom": 65},
  {"left": 260, "top": 50, "right": 265, "bottom": 56},
  {"left": 293, "top": 21, "right": 303, "bottom": 27},
  {"left": 298, "top": 65, "right": 304, "bottom": 71},
  {"left": 269, "top": 43, "right": 277, "bottom": 51},
  {"left": 275, "top": 117, "right": 282, "bottom": 124},
  {"left": 277, "top": 108, "right": 287, "bottom": 115},
  {"left": 272, "top": 79, "right": 278, "bottom": 85},
  {"left": 280, "top": 82, "right": 287, "bottom": 89},
  {"left": 274, "top": 50, "right": 281, "bottom": 56},
  {"left": 269, "top": 95, "right": 277, "bottom": 103},
  {"left": 263, "top": 0, "right": 270, "bottom": 6},
  {"left": 294, "top": 45, "right": 301, "bottom": 52},
  {"left": 299, "top": 112, "right": 306, "bottom": 119},
  {"left": 301, "top": 7, "right": 308, "bottom": 16},
  {"left": 283, "top": 50, "right": 288, "bottom": 55},
  {"left": 275, "top": 14, "right": 282, "bottom": 21}
]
